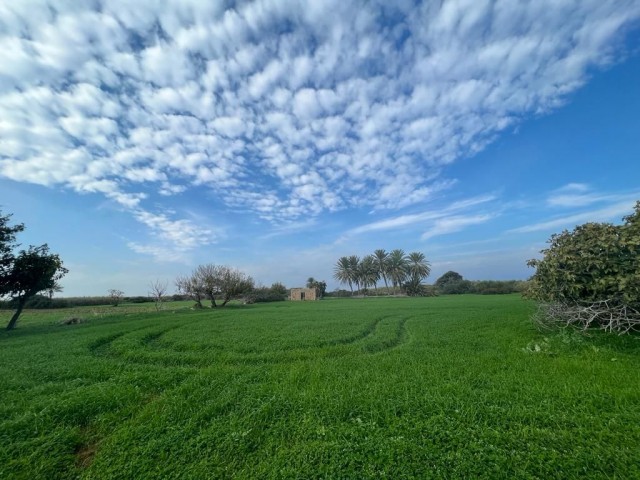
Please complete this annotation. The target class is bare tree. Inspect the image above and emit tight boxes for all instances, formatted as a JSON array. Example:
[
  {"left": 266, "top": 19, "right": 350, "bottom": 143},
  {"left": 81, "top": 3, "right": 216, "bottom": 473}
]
[
  {"left": 148, "top": 279, "right": 168, "bottom": 311},
  {"left": 175, "top": 274, "right": 204, "bottom": 308},
  {"left": 108, "top": 289, "right": 124, "bottom": 307}
]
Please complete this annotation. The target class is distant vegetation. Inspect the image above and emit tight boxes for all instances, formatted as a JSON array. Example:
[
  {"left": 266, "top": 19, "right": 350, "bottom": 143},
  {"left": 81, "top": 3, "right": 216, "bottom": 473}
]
[
  {"left": 434, "top": 270, "right": 528, "bottom": 295},
  {"left": 334, "top": 249, "right": 431, "bottom": 296}
]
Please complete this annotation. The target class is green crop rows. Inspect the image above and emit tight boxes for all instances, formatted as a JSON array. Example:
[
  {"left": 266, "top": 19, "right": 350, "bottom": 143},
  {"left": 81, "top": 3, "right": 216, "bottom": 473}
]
[{"left": 1, "top": 295, "right": 639, "bottom": 479}]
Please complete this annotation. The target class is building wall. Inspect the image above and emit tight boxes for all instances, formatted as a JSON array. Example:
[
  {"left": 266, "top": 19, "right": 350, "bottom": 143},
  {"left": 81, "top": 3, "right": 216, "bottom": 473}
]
[{"left": 290, "top": 287, "right": 317, "bottom": 301}]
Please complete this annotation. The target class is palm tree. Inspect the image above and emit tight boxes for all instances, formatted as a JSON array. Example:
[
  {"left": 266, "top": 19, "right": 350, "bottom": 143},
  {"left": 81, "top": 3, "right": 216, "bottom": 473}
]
[
  {"left": 333, "top": 257, "right": 353, "bottom": 295},
  {"left": 406, "top": 251, "right": 431, "bottom": 283},
  {"left": 47, "top": 281, "right": 63, "bottom": 299},
  {"left": 373, "top": 249, "right": 390, "bottom": 295},
  {"left": 387, "top": 249, "right": 408, "bottom": 295},
  {"left": 358, "top": 255, "right": 380, "bottom": 296},
  {"left": 347, "top": 255, "right": 361, "bottom": 295}
]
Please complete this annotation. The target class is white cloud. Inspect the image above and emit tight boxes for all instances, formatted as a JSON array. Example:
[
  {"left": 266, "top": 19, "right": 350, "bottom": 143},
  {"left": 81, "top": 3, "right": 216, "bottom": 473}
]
[
  {"left": 509, "top": 200, "right": 636, "bottom": 234},
  {"left": 0, "top": 1, "right": 638, "bottom": 258},
  {"left": 420, "top": 214, "right": 494, "bottom": 240},
  {"left": 344, "top": 194, "right": 497, "bottom": 238},
  {"left": 545, "top": 183, "right": 640, "bottom": 209}
]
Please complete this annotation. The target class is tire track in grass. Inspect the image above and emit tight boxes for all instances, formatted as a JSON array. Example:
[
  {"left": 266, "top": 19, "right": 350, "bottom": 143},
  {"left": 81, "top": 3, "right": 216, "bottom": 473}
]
[
  {"left": 86, "top": 315, "right": 411, "bottom": 369},
  {"left": 76, "top": 314, "right": 412, "bottom": 471},
  {"left": 361, "top": 316, "right": 410, "bottom": 353}
]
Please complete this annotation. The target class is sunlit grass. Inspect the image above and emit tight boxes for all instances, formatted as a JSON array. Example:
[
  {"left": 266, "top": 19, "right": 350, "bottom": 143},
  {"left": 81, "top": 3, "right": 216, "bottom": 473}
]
[{"left": 1, "top": 295, "right": 639, "bottom": 479}]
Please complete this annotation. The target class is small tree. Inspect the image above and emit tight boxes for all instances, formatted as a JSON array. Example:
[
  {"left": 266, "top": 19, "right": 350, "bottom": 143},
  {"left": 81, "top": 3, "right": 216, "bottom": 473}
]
[
  {"left": 177, "top": 265, "right": 254, "bottom": 308},
  {"left": 195, "top": 264, "right": 223, "bottom": 308},
  {"left": 217, "top": 266, "right": 254, "bottom": 306},
  {"left": 435, "top": 271, "right": 463, "bottom": 288},
  {"left": 5, "top": 245, "right": 67, "bottom": 330},
  {"left": 175, "top": 274, "right": 204, "bottom": 308},
  {"left": 108, "top": 289, "right": 125, "bottom": 307},
  {"left": 270, "top": 282, "right": 288, "bottom": 296},
  {"left": 149, "top": 279, "right": 168, "bottom": 311},
  {"left": 1, "top": 211, "right": 67, "bottom": 330},
  {"left": 435, "top": 271, "right": 472, "bottom": 294}
]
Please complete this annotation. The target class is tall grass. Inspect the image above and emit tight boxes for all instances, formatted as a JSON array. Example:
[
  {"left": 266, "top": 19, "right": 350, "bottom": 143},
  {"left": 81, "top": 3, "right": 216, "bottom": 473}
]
[{"left": 1, "top": 295, "right": 638, "bottom": 479}]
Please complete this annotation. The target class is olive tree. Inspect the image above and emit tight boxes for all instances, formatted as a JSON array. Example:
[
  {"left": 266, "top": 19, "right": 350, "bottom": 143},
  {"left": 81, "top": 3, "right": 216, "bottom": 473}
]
[
  {"left": 527, "top": 201, "right": 640, "bottom": 333},
  {"left": 176, "top": 264, "right": 254, "bottom": 308}
]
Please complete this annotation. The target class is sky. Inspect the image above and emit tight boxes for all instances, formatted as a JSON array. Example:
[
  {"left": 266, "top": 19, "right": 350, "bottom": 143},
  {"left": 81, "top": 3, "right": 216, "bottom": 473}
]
[{"left": 1, "top": 0, "right": 639, "bottom": 296}]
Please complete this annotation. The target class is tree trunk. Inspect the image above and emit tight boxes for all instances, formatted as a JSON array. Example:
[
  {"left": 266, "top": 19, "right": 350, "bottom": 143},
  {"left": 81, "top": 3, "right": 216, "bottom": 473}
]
[
  {"left": 6, "top": 297, "right": 27, "bottom": 330},
  {"left": 382, "top": 275, "right": 390, "bottom": 295},
  {"left": 209, "top": 295, "right": 217, "bottom": 308}
]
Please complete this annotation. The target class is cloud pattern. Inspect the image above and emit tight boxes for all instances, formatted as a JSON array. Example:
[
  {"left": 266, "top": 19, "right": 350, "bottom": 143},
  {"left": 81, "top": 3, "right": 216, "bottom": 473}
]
[{"left": 0, "top": 0, "right": 638, "bottom": 256}]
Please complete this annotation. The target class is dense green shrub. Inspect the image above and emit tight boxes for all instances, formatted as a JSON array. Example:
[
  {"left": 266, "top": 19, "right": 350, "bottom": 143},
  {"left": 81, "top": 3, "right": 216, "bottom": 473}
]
[
  {"left": 527, "top": 201, "right": 640, "bottom": 333},
  {"left": 244, "top": 284, "right": 288, "bottom": 304},
  {"left": 472, "top": 280, "right": 528, "bottom": 295}
]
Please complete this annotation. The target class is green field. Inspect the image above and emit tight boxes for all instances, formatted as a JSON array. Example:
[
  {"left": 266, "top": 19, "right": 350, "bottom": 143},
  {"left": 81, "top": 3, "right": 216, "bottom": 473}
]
[{"left": 1, "top": 295, "right": 639, "bottom": 479}]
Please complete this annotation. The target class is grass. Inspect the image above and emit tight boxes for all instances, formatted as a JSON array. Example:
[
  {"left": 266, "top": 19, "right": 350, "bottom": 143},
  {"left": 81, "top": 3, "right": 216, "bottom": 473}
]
[{"left": 1, "top": 295, "right": 639, "bottom": 479}]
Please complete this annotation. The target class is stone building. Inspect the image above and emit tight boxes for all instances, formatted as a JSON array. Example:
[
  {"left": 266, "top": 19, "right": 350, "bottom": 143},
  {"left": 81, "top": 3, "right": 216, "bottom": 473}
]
[{"left": 290, "top": 287, "right": 317, "bottom": 301}]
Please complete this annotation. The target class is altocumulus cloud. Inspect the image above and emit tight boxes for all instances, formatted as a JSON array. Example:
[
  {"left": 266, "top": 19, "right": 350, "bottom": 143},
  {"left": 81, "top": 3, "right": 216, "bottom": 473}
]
[{"left": 0, "top": 0, "right": 638, "bottom": 258}]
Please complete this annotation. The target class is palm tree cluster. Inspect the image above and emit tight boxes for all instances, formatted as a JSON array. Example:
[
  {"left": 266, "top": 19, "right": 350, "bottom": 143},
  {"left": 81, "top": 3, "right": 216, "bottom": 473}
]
[{"left": 333, "top": 249, "right": 431, "bottom": 296}]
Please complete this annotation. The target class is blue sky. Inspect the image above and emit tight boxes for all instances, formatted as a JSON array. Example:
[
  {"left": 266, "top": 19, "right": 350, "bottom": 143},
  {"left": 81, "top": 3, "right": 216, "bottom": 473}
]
[{"left": 1, "top": 1, "right": 639, "bottom": 296}]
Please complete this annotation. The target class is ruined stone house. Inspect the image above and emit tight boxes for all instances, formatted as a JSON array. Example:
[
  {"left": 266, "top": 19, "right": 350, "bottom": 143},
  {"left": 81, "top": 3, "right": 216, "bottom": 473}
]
[{"left": 290, "top": 287, "right": 317, "bottom": 301}]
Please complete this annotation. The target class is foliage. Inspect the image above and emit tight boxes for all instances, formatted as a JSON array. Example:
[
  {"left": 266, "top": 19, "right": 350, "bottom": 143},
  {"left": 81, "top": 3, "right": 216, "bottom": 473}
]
[
  {"left": 177, "top": 264, "right": 254, "bottom": 308},
  {"left": 333, "top": 257, "right": 354, "bottom": 295},
  {"left": 373, "top": 249, "right": 390, "bottom": 293},
  {"left": 527, "top": 202, "right": 640, "bottom": 333},
  {"left": 1, "top": 210, "right": 67, "bottom": 329},
  {"left": 433, "top": 271, "right": 527, "bottom": 295},
  {"left": 0, "top": 211, "right": 24, "bottom": 292},
  {"left": 2, "top": 296, "right": 640, "bottom": 478},
  {"left": 403, "top": 277, "right": 427, "bottom": 296},
  {"left": 306, "top": 277, "right": 327, "bottom": 299},
  {"left": 472, "top": 280, "right": 528, "bottom": 295},
  {"left": 435, "top": 271, "right": 465, "bottom": 294},
  {"left": 175, "top": 272, "right": 204, "bottom": 308},
  {"left": 357, "top": 256, "right": 379, "bottom": 295},
  {"left": 334, "top": 249, "right": 431, "bottom": 296},
  {"left": 269, "top": 282, "right": 288, "bottom": 296},
  {"left": 386, "top": 249, "right": 407, "bottom": 294},
  {"left": 244, "top": 283, "right": 288, "bottom": 304},
  {"left": 435, "top": 271, "right": 464, "bottom": 287}
]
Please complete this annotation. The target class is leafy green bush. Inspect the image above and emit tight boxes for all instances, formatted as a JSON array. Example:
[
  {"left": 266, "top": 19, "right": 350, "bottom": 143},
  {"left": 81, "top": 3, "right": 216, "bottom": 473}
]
[
  {"left": 244, "top": 286, "right": 287, "bottom": 304},
  {"left": 527, "top": 201, "right": 640, "bottom": 333}
]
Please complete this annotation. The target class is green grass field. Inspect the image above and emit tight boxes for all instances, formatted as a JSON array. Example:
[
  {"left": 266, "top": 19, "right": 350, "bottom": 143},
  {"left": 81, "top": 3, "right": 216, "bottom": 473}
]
[{"left": 1, "top": 295, "right": 639, "bottom": 479}]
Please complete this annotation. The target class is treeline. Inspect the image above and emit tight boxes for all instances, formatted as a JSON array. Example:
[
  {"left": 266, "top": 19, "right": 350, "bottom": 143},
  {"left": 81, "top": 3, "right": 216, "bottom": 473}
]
[
  {"left": 0, "top": 295, "right": 165, "bottom": 310},
  {"left": 434, "top": 271, "right": 527, "bottom": 295}
]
